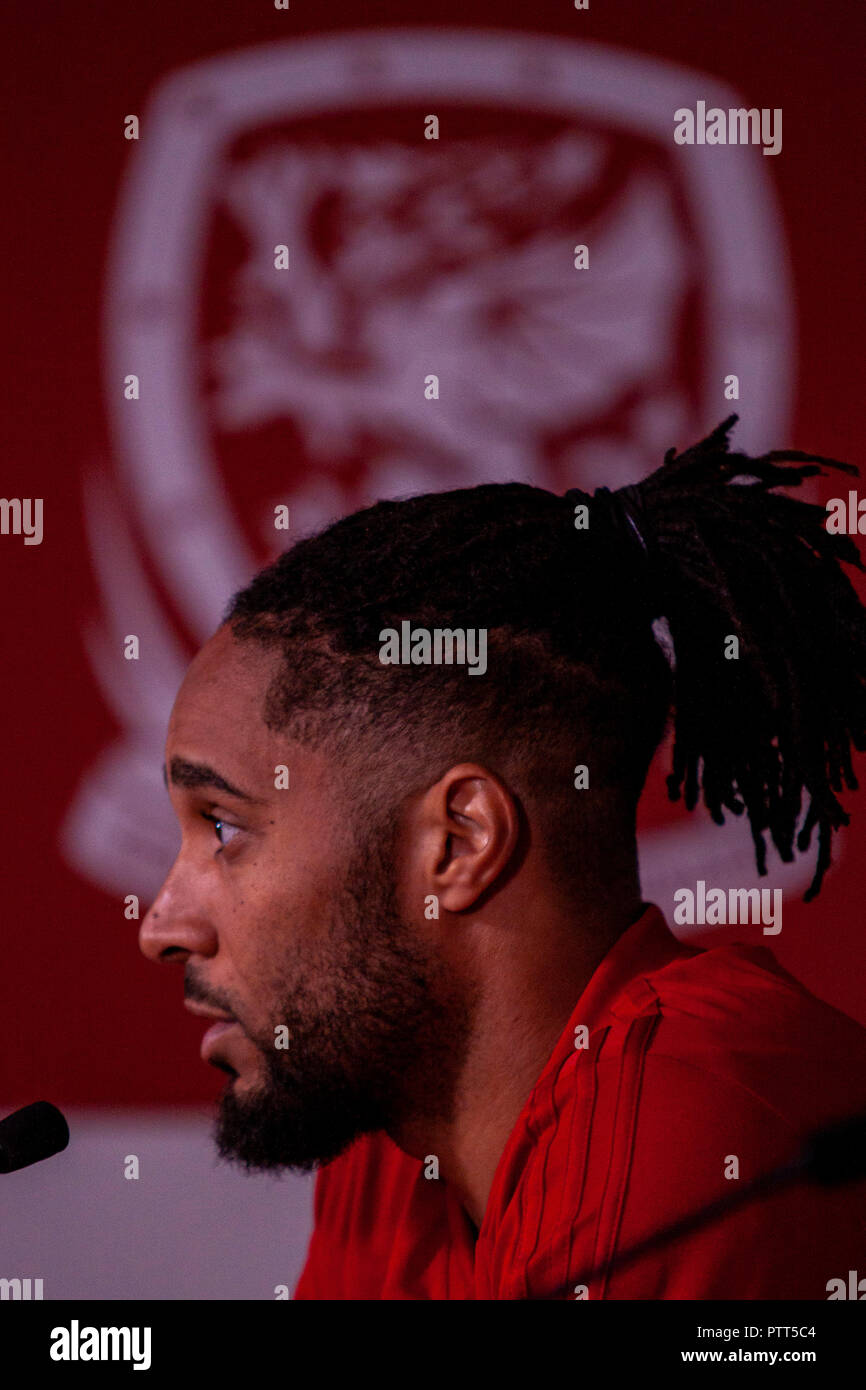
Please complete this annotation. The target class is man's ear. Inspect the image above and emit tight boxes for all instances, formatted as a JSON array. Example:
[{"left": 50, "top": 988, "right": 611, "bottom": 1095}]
[{"left": 412, "top": 763, "right": 521, "bottom": 913}]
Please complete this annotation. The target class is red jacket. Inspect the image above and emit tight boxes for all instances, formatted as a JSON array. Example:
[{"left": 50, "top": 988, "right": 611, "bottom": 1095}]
[{"left": 294, "top": 904, "right": 866, "bottom": 1299}]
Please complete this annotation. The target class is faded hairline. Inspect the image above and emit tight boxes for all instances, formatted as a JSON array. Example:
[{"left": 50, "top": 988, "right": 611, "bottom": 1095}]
[{"left": 225, "top": 615, "right": 647, "bottom": 904}]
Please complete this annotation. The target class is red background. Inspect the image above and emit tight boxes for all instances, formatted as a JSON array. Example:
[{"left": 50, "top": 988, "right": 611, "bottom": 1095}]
[{"left": 2, "top": 0, "right": 864, "bottom": 1108}]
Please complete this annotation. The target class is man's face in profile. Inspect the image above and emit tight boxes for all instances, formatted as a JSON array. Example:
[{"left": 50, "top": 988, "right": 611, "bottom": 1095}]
[{"left": 139, "top": 624, "right": 471, "bottom": 1172}]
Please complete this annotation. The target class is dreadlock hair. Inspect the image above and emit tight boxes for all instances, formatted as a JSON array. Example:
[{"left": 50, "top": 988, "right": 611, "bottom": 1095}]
[{"left": 223, "top": 414, "right": 866, "bottom": 904}]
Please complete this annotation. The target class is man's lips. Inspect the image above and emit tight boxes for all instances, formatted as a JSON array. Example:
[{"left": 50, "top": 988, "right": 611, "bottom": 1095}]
[
  {"left": 184, "top": 1000, "right": 235, "bottom": 1023},
  {"left": 184, "top": 1000, "right": 241, "bottom": 1065},
  {"left": 199, "top": 1019, "right": 241, "bottom": 1065}
]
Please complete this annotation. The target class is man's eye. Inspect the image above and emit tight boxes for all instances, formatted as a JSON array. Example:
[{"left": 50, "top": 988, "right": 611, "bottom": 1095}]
[{"left": 200, "top": 812, "right": 241, "bottom": 850}]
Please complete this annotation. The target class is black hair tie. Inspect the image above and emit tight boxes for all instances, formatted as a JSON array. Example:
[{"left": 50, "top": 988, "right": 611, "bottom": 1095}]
[
  {"left": 591, "top": 483, "right": 650, "bottom": 558},
  {"left": 564, "top": 481, "right": 651, "bottom": 564}
]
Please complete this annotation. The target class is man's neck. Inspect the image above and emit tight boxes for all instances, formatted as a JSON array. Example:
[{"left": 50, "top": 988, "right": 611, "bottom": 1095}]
[{"left": 390, "top": 895, "right": 642, "bottom": 1230}]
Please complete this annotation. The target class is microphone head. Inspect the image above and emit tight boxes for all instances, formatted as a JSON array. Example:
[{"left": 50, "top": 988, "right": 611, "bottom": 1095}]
[{"left": 0, "top": 1101, "right": 70, "bottom": 1173}]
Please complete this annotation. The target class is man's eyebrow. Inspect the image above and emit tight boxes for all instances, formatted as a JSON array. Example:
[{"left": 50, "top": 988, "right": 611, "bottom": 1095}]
[{"left": 162, "top": 757, "right": 265, "bottom": 803}]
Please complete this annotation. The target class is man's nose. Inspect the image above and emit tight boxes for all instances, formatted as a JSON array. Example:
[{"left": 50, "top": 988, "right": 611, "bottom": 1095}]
[{"left": 139, "top": 875, "right": 218, "bottom": 964}]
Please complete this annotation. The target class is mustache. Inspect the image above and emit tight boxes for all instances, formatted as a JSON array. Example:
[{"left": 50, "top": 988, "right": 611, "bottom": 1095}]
[{"left": 184, "top": 969, "right": 238, "bottom": 1021}]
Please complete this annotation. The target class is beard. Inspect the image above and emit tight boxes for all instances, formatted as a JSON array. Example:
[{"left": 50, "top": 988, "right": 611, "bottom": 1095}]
[{"left": 212, "top": 807, "right": 475, "bottom": 1174}]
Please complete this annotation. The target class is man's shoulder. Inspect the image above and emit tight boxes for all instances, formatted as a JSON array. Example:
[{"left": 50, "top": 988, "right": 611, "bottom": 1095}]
[
  {"left": 627, "top": 936, "right": 866, "bottom": 1110},
  {"left": 481, "top": 941, "right": 866, "bottom": 1299},
  {"left": 549, "top": 936, "right": 866, "bottom": 1145},
  {"left": 488, "top": 937, "right": 866, "bottom": 1232}
]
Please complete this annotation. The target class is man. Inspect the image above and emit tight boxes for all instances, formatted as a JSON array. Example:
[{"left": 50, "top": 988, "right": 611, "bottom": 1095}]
[{"left": 140, "top": 416, "right": 866, "bottom": 1298}]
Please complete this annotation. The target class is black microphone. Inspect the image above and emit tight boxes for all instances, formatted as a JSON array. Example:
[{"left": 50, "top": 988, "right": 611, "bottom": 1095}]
[
  {"left": 0, "top": 1101, "right": 69, "bottom": 1173},
  {"left": 569, "top": 1108, "right": 866, "bottom": 1290}
]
